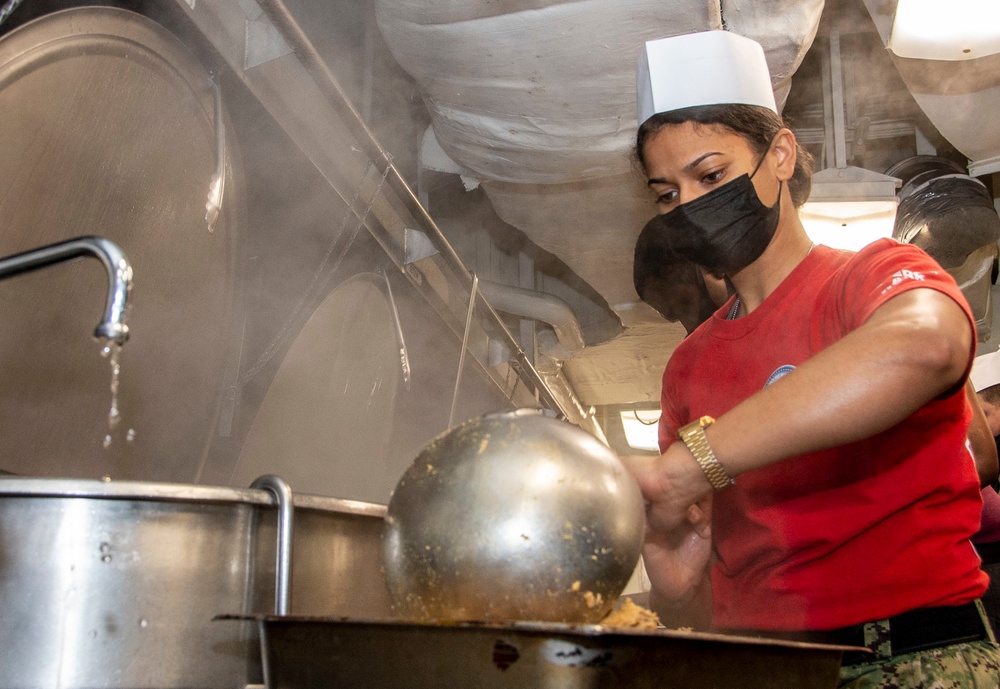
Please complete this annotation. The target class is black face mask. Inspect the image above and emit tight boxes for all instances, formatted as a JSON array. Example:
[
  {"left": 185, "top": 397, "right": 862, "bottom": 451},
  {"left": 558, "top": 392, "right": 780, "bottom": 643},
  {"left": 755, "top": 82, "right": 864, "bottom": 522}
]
[{"left": 645, "top": 154, "right": 782, "bottom": 275}]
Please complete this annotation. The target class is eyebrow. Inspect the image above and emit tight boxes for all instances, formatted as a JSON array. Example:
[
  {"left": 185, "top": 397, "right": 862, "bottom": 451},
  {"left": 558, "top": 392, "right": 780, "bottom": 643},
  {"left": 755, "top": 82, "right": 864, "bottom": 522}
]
[{"left": 646, "top": 151, "right": 723, "bottom": 187}]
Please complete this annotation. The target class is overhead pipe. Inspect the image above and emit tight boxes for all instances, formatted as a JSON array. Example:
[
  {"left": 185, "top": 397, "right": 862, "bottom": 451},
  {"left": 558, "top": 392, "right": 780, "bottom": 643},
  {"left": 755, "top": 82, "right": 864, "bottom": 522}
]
[
  {"left": 477, "top": 280, "right": 585, "bottom": 359},
  {"left": 475, "top": 280, "right": 607, "bottom": 444}
]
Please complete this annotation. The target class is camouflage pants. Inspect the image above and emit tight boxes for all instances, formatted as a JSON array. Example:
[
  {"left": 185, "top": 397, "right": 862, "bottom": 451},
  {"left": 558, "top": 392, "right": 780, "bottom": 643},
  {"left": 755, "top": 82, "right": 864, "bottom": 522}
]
[{"left": 838, "top": 640, "right": 1000, "bottom": 688}]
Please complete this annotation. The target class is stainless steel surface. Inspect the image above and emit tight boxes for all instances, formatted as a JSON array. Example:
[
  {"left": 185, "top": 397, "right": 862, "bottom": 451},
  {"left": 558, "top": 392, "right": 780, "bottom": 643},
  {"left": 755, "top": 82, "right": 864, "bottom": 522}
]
[
  {"left": 0, "top": 236, "right": 132, "bottom": 343},
  {"left": 382, "top": 409, "right": 645, "bottom": 623},
  {"left": 255, "top": 615, "right": 853, "bottom": 689},
  {"left": 0, "top": 6, "right": 243, "bottom": 480},
  {"left": 0, "top": 477, "right": 391, "bottom": 688}
]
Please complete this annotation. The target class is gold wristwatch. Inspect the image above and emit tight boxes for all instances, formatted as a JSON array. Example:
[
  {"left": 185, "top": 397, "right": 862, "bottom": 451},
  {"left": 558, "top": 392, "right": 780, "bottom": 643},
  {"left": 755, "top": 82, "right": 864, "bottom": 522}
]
[{"left": 677, "top": 416, "right": 735, "bottom": 490}]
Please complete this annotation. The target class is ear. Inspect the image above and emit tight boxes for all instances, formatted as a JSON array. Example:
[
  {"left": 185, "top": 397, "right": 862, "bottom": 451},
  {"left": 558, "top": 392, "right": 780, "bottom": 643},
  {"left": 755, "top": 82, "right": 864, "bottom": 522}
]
[{"left": 770, "top": 128, "right": 798, "bottom": 182}]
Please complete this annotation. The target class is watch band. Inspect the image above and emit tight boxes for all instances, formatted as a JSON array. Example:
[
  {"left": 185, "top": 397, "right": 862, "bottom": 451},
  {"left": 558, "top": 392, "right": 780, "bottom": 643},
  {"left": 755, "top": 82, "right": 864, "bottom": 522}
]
[{"left": 677, "top": 416, "right": 735, "bottom": 490}]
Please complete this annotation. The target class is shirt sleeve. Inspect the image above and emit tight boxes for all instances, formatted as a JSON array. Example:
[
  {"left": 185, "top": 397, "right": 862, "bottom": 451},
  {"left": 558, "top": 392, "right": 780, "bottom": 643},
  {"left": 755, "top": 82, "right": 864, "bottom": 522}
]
[
  {"left": 834, "top": 239, "right": 975, "bottom": 331},
  {"left": 658, "top": 364, "right": 681, "bottom": 454},
  {"left": 831, "top": 238, "right": 977, "bottom": 384}
]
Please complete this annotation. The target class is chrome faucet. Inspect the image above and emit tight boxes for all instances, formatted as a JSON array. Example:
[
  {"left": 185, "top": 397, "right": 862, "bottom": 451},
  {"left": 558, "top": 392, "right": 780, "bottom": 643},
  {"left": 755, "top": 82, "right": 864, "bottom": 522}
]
[{"left": 0, "top": 236, "right": 133, "bottom": 343}]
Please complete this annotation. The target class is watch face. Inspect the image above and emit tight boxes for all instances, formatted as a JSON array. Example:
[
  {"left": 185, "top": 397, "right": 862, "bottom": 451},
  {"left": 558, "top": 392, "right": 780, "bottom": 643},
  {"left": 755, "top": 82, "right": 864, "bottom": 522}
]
[{"left": 680, "top": 416, "right": 713, "bottom": 437}]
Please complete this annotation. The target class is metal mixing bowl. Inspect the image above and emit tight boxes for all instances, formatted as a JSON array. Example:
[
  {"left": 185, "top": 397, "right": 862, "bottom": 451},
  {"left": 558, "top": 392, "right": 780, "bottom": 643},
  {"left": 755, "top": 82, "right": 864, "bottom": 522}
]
[{"left": 381, "top": 409, "right": 645, "bottom": 623}]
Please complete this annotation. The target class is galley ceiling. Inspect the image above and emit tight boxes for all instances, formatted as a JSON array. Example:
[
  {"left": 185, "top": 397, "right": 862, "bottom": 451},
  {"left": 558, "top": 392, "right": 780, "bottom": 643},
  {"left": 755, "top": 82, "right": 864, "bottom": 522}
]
[{"left": 371, "top": 0, "right": 1000, "bottom": 408}]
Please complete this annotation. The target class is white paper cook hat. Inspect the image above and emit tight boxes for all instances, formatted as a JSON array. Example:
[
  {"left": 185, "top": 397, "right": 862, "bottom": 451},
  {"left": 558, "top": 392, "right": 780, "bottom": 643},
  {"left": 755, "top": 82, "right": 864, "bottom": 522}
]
[
  {"left": 637, "top": 30, "right": 778, "bottom": 126},
  {"left": 972, "top": 349, "right": 1000, "bottom": 392}
]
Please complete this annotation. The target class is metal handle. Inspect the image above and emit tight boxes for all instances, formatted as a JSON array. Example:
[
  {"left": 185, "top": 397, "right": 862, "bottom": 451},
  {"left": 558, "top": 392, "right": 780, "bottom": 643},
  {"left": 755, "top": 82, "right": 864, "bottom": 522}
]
[{"left": 250, "top": 474, "right": 293, "bottom": 615}]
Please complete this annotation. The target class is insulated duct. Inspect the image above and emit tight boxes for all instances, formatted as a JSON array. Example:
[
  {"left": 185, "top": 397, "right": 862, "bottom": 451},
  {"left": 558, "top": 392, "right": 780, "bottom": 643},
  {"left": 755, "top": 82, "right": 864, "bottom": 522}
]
[{"left": 889, "top": 156, "right": 1000, "bottom": 341}]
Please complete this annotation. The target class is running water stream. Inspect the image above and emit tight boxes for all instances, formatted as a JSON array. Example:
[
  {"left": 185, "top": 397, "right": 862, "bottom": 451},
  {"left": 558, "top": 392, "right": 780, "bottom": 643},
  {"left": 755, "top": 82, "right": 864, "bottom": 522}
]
[{"left": 101, "top": 342, "right": 134, "bottom": 449}]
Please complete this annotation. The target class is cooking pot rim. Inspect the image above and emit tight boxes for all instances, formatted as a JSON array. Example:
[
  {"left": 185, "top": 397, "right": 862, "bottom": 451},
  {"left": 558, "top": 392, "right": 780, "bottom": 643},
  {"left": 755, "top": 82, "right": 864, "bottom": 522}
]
[{"left": 0, "top": 476, "right": 387, "bottom": 516}]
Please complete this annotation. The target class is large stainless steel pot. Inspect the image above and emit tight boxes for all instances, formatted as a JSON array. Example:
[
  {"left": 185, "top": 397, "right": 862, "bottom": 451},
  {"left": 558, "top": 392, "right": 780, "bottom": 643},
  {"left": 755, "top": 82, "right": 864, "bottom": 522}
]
[
  {"left": 0, "top": 476, "right": 391, "bottom": 688},
  {"left": 0, "top": 7, "right": 247, "bottom": 482}
]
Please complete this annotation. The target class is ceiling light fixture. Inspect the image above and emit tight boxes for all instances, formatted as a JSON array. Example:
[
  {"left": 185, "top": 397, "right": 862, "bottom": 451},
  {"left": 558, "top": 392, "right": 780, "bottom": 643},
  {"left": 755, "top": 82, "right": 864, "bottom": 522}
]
[
  {"left": 800, "top": 168, "right": 900, "bottom": 252},
  {"left": 619, "top": 409, "right": 660, "bottom": 452},
  {"left": 799, "top": 29, "right": 901, "bottom": 252},
  {"left": 888, "top": 0, "right": 1000, "bottom": 61}
]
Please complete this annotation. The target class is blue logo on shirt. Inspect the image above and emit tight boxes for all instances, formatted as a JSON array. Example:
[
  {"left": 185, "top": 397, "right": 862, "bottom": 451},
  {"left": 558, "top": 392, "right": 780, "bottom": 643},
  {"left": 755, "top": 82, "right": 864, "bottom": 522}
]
[{"left": 765, "top": 365, "right": 796, "bottom": 387}]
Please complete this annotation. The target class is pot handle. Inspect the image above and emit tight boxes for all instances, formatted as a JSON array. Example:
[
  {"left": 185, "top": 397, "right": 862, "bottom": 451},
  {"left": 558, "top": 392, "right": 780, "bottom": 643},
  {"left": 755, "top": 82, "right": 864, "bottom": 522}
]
[{"left": 251, "top": 474, "right": 294, "bottom": 615}]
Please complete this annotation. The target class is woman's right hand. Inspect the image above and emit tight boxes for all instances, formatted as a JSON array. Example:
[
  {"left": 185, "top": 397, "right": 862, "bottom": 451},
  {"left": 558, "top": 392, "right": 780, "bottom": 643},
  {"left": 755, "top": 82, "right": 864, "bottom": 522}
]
[
  {"left": 642, "top": 495, "right": 714, "bottom": 628},
  {"left": 643, "top": 496, "right": 713, "bottom": 595}
]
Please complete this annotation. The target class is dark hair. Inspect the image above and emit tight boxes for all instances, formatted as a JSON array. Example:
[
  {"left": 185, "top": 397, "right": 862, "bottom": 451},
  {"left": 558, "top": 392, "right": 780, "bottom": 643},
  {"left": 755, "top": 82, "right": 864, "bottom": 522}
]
[
  {"left": 982, "top": 383, "right": 1000, "bottom": 407},
  {"left": 635, "top": 104, "right": 815, "bottom": 208}
]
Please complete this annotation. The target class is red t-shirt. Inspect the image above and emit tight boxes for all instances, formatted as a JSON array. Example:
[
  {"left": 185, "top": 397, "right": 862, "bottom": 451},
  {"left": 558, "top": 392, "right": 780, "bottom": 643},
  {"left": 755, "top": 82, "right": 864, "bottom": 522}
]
[{"left": 659, "top": 239, "right": 987, "bottom": 631}]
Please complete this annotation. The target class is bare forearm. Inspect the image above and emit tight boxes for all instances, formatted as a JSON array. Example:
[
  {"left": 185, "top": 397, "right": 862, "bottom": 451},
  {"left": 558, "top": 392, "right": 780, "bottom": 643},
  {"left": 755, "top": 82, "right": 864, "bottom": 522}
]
[{"left": 966, "top": 379, "right": 999, "bottom": 487}]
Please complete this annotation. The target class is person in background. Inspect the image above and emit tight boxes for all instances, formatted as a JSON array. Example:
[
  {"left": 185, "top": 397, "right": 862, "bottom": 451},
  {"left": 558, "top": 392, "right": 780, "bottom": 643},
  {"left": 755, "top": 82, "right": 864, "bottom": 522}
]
[
  {"left": 972, "top": 349, "right": 1000, "bottom": 634},
  {"left": 622, "top": 29, "right": 1000, "bottom": 688},
  {"left": 632, "top": 222, "right": 726, "bottom": 335}
]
